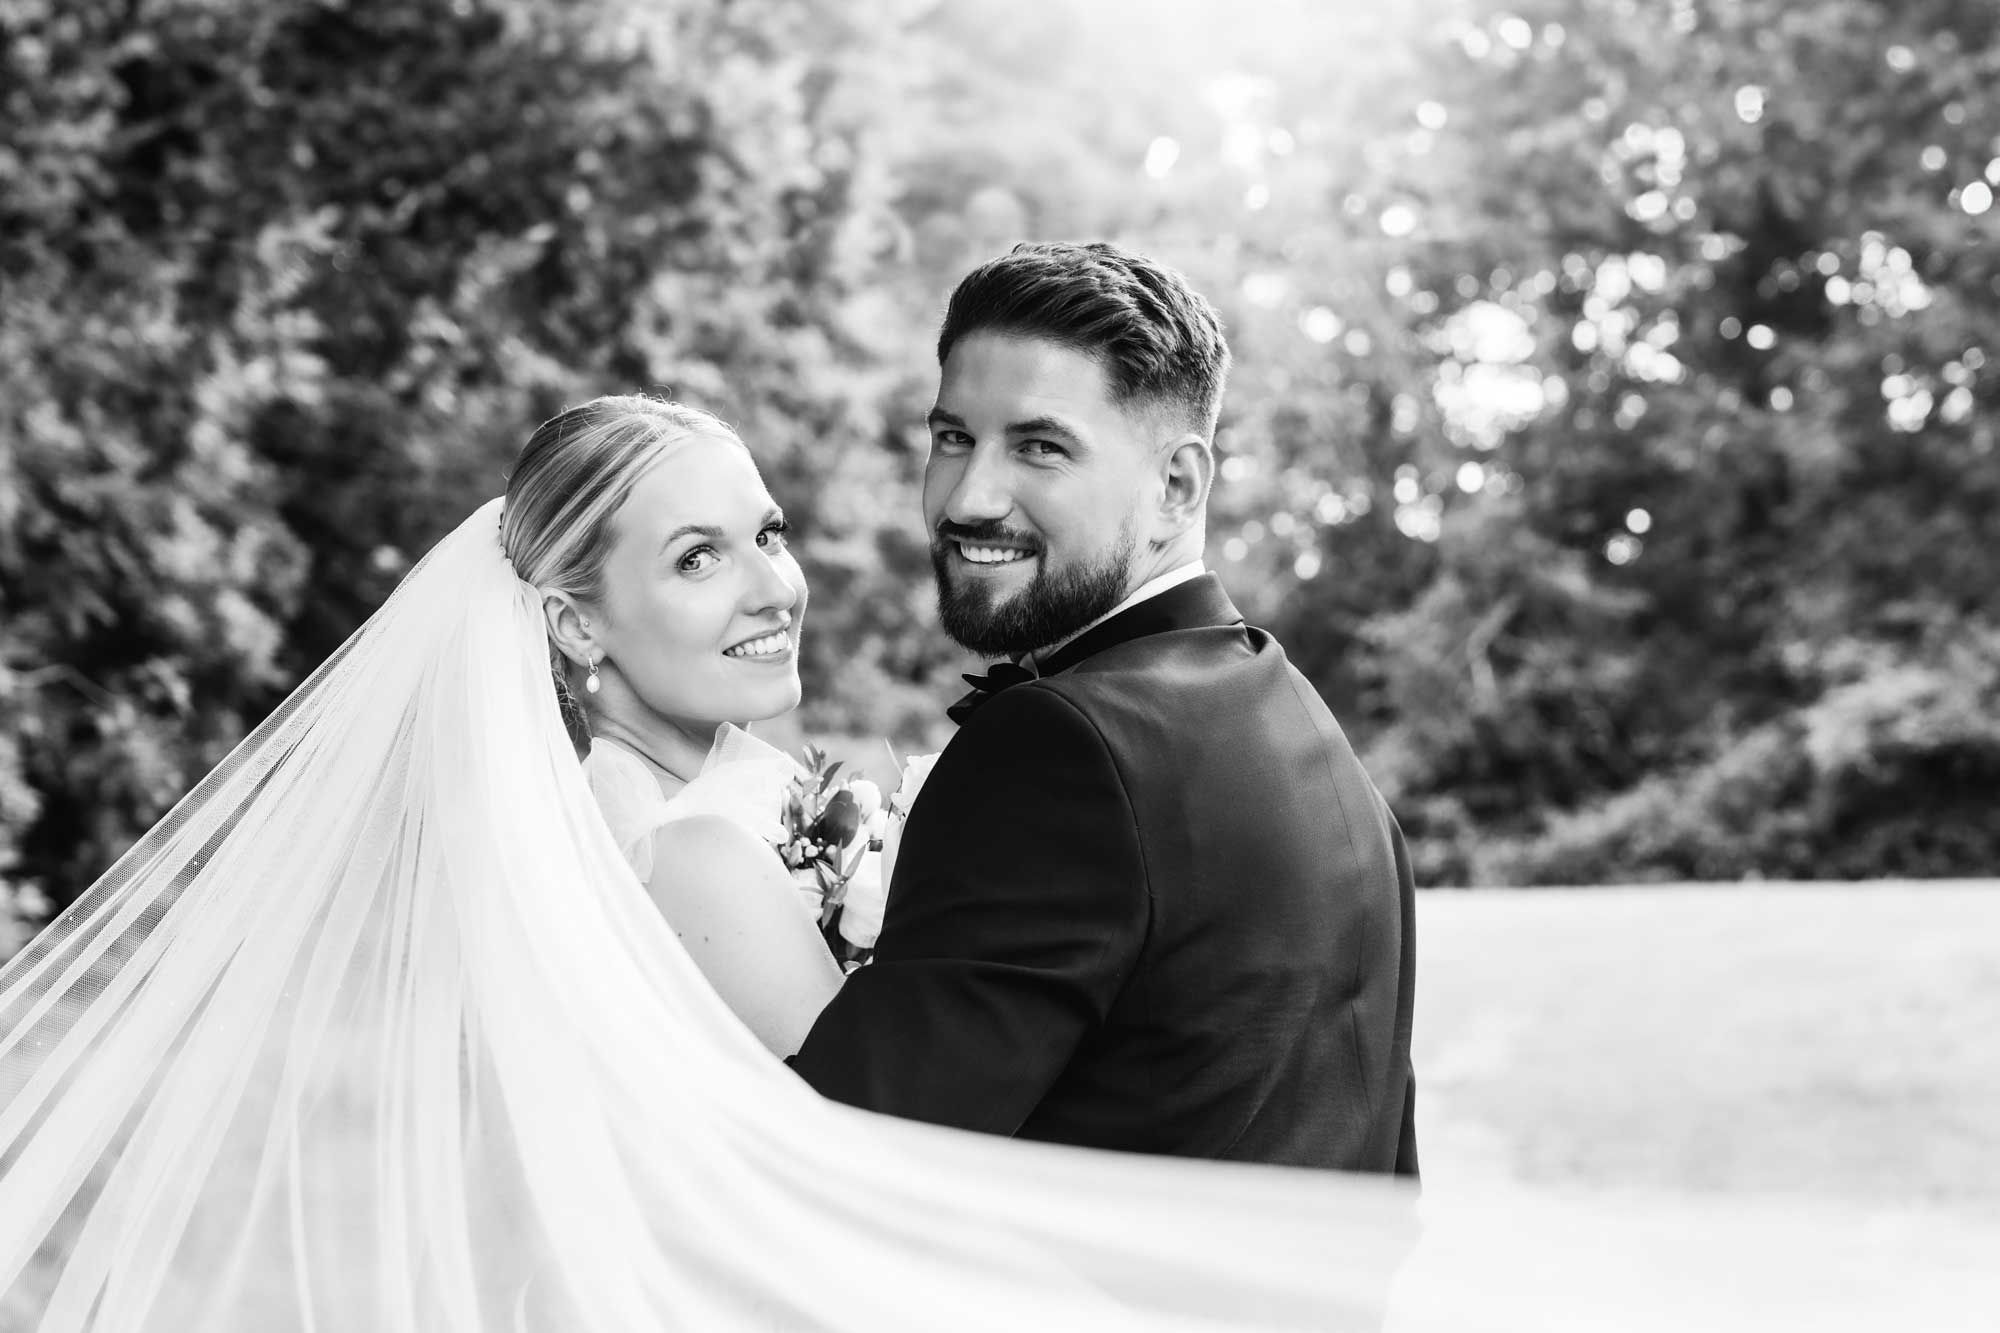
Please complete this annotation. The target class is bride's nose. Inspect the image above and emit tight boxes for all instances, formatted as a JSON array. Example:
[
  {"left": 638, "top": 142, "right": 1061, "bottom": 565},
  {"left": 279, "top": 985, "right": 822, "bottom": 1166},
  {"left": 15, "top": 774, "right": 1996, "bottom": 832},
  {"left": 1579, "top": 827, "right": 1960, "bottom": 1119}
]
[{"left": 744, "top": 545, "right": 802, "bottom": 617}]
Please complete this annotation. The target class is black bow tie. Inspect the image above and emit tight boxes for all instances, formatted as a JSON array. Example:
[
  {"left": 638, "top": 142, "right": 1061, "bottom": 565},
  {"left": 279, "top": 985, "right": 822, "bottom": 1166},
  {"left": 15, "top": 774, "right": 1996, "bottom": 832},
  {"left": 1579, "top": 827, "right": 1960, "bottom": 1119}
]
[{"left": 946, "top": 661, "right": 1037, "bottom": 726}]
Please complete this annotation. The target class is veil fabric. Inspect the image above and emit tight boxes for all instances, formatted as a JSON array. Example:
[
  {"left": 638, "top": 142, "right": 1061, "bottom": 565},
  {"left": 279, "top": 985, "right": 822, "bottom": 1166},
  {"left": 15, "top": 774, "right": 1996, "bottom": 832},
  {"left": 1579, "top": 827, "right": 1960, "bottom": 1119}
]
[
  {"left": 0, "top": 500, "right": 1992, "bottom": 1331},
  {"left": 0, "top": 500, "right": 1408, "bottom": 1331}
]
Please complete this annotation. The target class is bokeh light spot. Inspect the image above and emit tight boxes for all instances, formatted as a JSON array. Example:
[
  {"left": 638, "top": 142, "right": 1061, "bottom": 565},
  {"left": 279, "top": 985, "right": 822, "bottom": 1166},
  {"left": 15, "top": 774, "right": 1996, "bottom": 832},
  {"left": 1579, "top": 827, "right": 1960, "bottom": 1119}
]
[
  {"left": 1301, "top": 307, "right": 1342, "bottom": 343},
  {"left": 1379, "top": 203, "right": 1418, "bottom": 237}
]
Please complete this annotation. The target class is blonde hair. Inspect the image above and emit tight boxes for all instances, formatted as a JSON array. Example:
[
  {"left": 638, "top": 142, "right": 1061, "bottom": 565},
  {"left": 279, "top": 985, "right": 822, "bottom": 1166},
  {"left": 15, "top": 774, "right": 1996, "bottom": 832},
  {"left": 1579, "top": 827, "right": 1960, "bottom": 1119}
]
[{"left": 500, "top": 394, "right": 743, "bottom": 746}]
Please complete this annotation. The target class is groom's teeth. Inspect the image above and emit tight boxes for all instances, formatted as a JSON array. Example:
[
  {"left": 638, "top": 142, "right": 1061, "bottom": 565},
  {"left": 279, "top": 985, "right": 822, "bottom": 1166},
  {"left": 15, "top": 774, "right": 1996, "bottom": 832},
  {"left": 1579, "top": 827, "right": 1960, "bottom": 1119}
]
[
  {"left": 725, "top": 632, "right": 789, "bottom": 658},
  {"left": 961, "top": 544, "right": 1031, "bottom": 564}
]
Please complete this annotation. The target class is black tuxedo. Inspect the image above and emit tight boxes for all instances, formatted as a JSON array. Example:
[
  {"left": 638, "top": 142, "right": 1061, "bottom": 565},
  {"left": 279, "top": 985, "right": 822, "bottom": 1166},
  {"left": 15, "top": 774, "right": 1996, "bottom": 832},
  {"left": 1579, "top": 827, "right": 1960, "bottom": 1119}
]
[{"left": 791, "top": 574, "right": 1418, "bottom": 1174}]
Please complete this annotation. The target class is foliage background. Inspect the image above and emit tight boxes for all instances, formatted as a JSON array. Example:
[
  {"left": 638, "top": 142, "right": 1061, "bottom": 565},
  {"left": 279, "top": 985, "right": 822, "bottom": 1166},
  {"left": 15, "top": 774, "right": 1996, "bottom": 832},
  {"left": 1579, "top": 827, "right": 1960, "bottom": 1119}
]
[{"left": 3, "top": 0, "right": 1997, "bottom": 943}]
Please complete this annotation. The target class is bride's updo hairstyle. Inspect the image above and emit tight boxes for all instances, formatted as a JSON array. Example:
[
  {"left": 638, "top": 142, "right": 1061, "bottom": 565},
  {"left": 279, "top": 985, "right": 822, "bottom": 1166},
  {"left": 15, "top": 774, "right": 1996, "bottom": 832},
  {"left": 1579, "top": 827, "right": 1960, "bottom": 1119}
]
[{"left": 500, "top": 394, "right": 742, "bottom": 748}]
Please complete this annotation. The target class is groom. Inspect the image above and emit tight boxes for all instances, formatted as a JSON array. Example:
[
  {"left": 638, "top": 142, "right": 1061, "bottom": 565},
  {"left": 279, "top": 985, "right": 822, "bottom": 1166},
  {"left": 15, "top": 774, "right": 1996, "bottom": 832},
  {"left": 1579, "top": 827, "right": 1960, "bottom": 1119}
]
[{"left": 792, "top": 242, "right": 1417, "bottom": 1175}]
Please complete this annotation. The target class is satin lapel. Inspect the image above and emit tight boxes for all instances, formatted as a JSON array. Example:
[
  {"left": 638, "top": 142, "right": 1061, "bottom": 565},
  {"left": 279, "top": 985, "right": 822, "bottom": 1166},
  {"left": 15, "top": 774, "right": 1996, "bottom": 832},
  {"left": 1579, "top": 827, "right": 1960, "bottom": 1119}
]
[{"left": 1036, "top": 573, "right": 1245, "bottom": 678}]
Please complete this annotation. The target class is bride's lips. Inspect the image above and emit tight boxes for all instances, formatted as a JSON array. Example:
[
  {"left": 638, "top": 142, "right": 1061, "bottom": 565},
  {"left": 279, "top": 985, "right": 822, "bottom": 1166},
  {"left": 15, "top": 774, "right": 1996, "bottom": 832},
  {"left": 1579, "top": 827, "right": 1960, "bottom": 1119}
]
[{"left": 722, "top": 627, "right": 796, "bottom": 662}]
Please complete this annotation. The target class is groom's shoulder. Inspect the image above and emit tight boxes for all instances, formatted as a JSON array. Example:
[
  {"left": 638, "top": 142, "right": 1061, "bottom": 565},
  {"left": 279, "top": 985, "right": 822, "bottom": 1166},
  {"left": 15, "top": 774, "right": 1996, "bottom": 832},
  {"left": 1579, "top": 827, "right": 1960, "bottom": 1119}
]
[
  {"left": 1057, "top": 614, "right": 1282, "bottom": 689},
  {"left": 1033, "top": 619, "right": 1313, "bottom": 732}
]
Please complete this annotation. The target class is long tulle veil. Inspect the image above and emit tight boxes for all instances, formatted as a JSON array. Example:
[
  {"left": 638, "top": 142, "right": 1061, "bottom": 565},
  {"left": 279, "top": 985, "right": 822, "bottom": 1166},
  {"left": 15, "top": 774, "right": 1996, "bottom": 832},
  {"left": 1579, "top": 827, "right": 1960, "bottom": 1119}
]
[
  {"left": 0, "top": 500, "right": 1416, "bottom": 1330},
  {"left": 1, "top": 500, "right": 1994, "bottom": 1331}
]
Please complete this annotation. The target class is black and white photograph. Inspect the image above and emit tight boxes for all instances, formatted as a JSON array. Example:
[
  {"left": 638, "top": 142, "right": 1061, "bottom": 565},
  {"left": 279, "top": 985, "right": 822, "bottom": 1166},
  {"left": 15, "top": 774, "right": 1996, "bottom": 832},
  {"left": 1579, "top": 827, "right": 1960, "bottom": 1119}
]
[{"left": 1, "top": 0, "right": 1995, "bottom": 1327}]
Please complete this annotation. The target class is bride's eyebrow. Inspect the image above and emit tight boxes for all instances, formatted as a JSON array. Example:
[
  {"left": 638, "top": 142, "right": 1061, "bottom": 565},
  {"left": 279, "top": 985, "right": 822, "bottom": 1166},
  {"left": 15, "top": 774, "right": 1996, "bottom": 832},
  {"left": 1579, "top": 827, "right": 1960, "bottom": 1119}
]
[
  {"left": 657, "top": 508, "right": 783, "bottom": 553},
  {"left": 658, "top": 522, "right": 725, "bottom": 553}
]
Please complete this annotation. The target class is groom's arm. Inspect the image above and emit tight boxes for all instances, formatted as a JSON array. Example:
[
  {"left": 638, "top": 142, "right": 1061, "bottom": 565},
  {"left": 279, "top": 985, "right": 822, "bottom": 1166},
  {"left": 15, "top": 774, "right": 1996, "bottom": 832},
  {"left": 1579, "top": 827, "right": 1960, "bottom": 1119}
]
[{"left": 789, "top": 684, "right": 1146, "bottom": 1133}]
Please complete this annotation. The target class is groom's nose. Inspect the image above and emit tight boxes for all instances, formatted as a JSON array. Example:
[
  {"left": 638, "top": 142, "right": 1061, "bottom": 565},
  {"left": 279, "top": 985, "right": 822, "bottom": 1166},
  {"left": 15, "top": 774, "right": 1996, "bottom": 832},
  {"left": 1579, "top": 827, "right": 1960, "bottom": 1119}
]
[{"left": 935, "top": 443, "right": 1016, "bottom": 526}]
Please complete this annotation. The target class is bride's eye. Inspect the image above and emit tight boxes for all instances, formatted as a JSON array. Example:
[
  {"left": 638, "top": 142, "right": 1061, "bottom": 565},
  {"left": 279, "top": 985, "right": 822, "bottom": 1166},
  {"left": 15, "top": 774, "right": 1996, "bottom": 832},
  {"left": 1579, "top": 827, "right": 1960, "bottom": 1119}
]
[
  {"left": 678, "top": 546, "right": 721, "bottom": 575},
  {"left": 757, "top": 518, "right": 791, "bottom": 550}
]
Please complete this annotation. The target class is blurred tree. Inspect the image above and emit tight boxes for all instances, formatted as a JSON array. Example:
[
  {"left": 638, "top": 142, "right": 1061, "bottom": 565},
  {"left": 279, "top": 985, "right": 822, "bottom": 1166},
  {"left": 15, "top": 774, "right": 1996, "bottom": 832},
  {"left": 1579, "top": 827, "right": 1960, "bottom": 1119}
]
[
  {"left": 885, "top": 0, "right": 2000, "bottom": 882},
  {"left": 5, "top": 0, "right": 1995, "bottom": 933},
  {"left": 1347, "top": 0, "right": 2000, "bottom": 880},
  {"left": 0, "top": 0, "right": 923, "bottom": 915}
]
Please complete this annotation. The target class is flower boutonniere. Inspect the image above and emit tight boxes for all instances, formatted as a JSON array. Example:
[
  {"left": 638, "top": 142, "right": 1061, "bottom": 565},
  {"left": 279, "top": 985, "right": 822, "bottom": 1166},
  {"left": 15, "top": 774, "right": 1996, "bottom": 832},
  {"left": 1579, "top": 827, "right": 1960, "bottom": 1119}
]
[
  {"left": 779, "top": 746, "right": 884, "bottom": 970},
  {"left": 777, "top": 745, "right": 940, "bottom": 971}
]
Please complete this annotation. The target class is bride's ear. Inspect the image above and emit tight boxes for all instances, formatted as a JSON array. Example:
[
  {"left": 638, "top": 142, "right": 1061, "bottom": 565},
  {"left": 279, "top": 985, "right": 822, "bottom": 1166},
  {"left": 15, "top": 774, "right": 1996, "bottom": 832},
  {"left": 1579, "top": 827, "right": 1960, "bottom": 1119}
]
[{"left": 541, "top": 590, "right": 598, "bottom": 669}]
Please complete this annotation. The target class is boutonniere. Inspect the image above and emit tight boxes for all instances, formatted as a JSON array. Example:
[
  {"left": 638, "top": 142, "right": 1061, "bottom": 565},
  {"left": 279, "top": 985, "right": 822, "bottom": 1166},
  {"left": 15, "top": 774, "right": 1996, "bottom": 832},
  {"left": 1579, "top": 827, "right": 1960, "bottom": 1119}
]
[
  {"left": 776, "top": 745, "right": 940, "bottom": 970},
  {"left": 779, "top": 746, "right": 885, "bottom": 970}
]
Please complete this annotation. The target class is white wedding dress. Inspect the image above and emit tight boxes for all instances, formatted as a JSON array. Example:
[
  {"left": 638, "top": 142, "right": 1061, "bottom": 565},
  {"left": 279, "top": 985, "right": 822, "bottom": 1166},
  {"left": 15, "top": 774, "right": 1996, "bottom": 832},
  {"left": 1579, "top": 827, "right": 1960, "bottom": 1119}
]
[
  {"left": 582, "top": 726, "right": 801, "bottom": 885},
  {"left": 0, "top": 500, "right": 1992, "bottom": 1331}
]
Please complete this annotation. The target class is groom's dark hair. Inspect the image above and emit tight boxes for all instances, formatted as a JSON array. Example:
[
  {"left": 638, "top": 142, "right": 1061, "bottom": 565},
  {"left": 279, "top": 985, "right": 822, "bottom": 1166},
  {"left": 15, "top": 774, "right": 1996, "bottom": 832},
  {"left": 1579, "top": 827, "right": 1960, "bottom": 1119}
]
[{"left": 937, "top": 241, "right": 1231, "bottom": 437}]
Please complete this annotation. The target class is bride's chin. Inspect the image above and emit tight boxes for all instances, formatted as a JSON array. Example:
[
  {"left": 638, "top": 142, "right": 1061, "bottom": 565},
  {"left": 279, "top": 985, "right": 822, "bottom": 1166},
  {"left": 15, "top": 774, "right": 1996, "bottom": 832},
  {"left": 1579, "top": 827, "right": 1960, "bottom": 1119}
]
[{"left": 738, "top": 676, "right": 803, "bottom": 723}]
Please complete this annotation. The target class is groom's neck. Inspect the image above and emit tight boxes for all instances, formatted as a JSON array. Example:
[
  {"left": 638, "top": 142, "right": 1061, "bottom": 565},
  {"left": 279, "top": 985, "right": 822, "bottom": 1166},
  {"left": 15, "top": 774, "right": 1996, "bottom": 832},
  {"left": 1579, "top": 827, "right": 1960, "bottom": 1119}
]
[{"left": 1120, "top": 529, "right": 1206, "bottom": 601}]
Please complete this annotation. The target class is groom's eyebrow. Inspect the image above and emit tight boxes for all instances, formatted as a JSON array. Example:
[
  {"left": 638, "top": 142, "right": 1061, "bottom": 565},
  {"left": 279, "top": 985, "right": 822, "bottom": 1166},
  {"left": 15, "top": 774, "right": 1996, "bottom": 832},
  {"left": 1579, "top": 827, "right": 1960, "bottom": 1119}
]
[
  {"left": 924, "top": 408, "right": 1084, "bottom": 444},
  {"left": 1008, "top": 415, "right": 1082, "bottom": 443}
]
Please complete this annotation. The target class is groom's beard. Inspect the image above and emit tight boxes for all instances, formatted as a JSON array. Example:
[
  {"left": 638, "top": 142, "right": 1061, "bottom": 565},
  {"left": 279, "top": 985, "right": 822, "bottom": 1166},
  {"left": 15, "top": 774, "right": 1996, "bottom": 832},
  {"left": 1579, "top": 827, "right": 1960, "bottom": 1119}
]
[{"left": 932, "top": 520, "right": 1136, "bottom": 659}]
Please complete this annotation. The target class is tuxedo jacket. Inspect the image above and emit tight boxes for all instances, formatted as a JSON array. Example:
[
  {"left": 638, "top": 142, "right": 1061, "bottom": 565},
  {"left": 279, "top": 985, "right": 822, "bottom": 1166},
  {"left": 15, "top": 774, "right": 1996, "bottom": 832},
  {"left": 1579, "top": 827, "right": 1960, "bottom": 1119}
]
[{"left": 791, "top": 574, "right": 1418, "bottom": 1173}]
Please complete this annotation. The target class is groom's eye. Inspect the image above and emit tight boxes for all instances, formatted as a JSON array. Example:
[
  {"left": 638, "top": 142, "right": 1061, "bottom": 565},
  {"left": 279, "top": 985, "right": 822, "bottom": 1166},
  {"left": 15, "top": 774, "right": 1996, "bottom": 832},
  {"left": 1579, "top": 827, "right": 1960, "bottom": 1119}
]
[
  {"left": 933, "top": 430, "right": 972, "bottom": 452},
  {"left": 1021, "top": 439, "right": 1067, "bottom": 459}
]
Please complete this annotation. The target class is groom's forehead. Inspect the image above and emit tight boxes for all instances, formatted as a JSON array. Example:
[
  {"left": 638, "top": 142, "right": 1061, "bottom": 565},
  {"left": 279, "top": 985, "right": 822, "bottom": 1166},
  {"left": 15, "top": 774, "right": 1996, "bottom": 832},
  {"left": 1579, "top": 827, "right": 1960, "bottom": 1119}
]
[
  {"left": 938, "top": 333, "right": 1117, "bottom": 402},
  {"left": 934, "top": 342, "right": 1172, "bottom": 452}
]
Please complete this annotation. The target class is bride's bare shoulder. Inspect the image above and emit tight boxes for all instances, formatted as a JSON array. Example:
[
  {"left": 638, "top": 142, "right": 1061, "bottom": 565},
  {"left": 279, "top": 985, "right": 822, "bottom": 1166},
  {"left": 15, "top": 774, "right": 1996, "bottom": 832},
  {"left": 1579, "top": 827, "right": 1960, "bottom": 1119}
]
[
  {"left": 644, "top": 813, "right": 789, "bottom": 898},
  {"left": 638, "top": 811, "right": 840, "bottom": 1039},
  {"left": 651, "top": 811, "right": 773, "bottom": 859}
]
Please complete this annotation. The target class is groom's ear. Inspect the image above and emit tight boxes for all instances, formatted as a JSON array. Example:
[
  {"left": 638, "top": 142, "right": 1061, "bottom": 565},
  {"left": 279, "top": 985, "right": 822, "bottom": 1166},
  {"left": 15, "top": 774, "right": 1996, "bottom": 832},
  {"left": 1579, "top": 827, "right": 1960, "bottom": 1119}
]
[
  {"left": 541, "top": 590, "right": 598, "bottom": 669},
  {"left": 1153, "top": 433, "right": 1214, "bottom": 540}
]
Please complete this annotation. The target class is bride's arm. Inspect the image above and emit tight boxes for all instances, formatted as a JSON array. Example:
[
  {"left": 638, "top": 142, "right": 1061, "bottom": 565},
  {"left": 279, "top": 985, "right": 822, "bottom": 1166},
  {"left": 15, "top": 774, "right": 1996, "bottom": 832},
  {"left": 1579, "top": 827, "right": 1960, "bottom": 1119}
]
[{"left": 643, "top": 814, "right": 844, "bottom": 1057}]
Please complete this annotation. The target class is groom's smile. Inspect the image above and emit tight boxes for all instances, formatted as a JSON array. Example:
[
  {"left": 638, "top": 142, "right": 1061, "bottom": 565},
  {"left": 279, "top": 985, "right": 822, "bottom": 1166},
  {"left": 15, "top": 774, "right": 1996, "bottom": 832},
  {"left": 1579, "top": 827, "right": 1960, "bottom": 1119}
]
[
  {"left": 956, "top": 544, "right": 1033, "bottom": 566},
  {"left": 939, "top": 521, "right": 1041, "bottom": 575}
]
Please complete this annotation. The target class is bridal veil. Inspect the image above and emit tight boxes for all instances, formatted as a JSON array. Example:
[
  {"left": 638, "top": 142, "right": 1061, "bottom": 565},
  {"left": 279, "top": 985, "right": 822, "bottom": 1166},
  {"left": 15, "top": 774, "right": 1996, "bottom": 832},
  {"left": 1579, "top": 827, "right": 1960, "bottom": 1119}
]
[
  {"left": 0, "top": 501, "right": 1990, "bottom": 1331},
  {"left": 0, "top": 500, "right": 1413, "bottom": 1330}
]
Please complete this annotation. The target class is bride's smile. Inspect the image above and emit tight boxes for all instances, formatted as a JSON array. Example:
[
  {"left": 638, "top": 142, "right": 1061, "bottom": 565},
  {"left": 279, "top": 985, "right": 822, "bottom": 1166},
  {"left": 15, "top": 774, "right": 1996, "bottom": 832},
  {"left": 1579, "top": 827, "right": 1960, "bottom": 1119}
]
[{"left": 722, "top": 627, "right": 795, "bottom": 661}]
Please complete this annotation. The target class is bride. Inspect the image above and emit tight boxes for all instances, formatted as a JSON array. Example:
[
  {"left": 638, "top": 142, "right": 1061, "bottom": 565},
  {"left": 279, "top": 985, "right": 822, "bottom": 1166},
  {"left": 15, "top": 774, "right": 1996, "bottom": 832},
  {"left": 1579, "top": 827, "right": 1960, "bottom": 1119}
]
[
  {"left": 0, "top": 395, "right": 1990, "bottom": 1331},
  {"left": 502, "top": 396, "right": 843, "bottom": 1055}
]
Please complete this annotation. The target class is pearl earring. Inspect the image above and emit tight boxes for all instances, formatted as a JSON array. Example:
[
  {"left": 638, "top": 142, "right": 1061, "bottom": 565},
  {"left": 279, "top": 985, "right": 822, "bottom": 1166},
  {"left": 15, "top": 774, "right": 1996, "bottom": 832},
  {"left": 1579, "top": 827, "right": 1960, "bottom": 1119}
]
[{"left": 585, "top": 652, "right": 601, "bottom": 695}]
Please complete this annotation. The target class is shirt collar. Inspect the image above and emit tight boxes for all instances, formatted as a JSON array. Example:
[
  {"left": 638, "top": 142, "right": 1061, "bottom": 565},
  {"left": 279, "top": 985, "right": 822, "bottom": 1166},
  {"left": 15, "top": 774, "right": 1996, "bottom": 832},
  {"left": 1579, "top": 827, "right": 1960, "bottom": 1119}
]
[{"left": 1022, "top": 561, "right": 1207, "bottom": 674}]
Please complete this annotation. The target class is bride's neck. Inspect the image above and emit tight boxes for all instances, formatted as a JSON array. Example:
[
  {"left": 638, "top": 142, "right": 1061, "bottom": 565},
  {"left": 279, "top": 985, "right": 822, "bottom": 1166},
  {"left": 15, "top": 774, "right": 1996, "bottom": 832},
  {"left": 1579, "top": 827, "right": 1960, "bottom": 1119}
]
[{"left": 590, "top": 711, "right": 718, "bottom": 791}]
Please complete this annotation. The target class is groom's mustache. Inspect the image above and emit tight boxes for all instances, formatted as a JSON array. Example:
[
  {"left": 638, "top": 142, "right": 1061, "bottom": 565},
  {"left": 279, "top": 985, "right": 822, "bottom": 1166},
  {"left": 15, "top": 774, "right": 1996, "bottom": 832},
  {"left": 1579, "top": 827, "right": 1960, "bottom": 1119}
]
[{"left": 933, "top": 520, "right": 1042, "bottom": 554}]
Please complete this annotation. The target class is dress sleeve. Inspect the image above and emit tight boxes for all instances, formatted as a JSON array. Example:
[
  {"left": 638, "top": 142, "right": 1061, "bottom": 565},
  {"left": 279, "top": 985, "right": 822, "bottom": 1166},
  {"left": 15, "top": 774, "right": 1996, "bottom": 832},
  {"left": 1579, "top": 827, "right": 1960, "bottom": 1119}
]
[
  {"left": 584, "top": 727, "right": 802, "bottom": 882},
  {"left": 664, "top": 725, "right": 798, "bottom": 847},
  {"left": 789, "top": 684, "right": 1149, "bottom": 1132}
]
